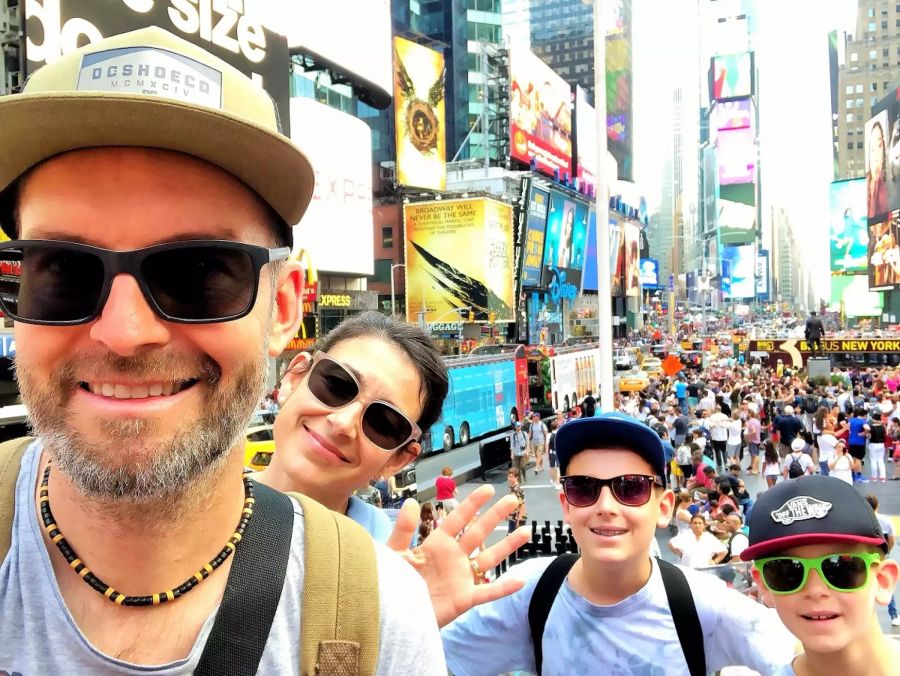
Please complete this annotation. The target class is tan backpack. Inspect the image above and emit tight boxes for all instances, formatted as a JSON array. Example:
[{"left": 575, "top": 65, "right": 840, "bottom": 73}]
[{"left": 0, "top": 437, "right": 379, "bottom": 675}]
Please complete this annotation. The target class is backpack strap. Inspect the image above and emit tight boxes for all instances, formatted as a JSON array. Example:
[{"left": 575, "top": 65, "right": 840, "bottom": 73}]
[
  {"left": 0, "top": 436, "right": 35, "bottom": 562},
  {"left": 289, "top": 493, "right": 380, "bottom": 676},
  {"left": 657, "top": 559, "right": 706, "bottom": 676},
  {"left": 527, "top": 553, "right": 579, "bottom": 673}
]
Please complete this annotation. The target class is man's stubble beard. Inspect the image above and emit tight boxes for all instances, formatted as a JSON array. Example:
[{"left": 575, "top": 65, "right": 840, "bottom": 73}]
[{"left": 16, "top": 339, "right": 270, "bottom": 505}]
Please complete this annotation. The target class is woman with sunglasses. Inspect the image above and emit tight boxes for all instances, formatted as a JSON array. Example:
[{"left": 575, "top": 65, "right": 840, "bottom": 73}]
[
  {"left": 257, "top": 312, "right": 530, "bottom": 627},
  {"left": 741, "top": 476, "right": 899, "bottom": 676}
]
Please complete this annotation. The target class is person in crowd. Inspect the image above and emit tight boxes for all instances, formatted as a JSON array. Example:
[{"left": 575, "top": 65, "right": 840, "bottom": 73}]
[
  {"left": 673, "top": 491, "right": 695, "bottom": 537},
  {"left": 0, "top": 28, "right": 449, "bottom": 671},
  {"left": 506, "top": 468, "right": 527, "bottom": 533},
  {"left": 774, "top": 405, "right": 805, "bottom": 458},
  {"left": 441, "top": 413, "right": 795, "bottom": 674},
  {"left": 847, "top": 407, "right": 869, "bottom": 482},
  {"left": 582, "top": 390, "right": 597, "bottom": 418},
  {"left": 783, "top": 437, "right": 815, "bottom": 479},
  {"left": 658, "top": 427, "right": 675, "bottom": 488},
  {"left": 675, "top": 442, "right": 693, "bottom": 490},
  {"left": 435, "top": 465, "right": 460, "bottom": 511},
  {"left": 817, "top": 421, "right": 838, "bottom": 477},
  {"left": 720, "top": 513, "right": 749, "bottom": 564},
  {"left": 667, "top": 514, "right": 729, "bottom": 568},
  {"left": 763, "top": 439, "right": 783, "bottom": 488},
  {"left": 547, "top": 419, "right": 562, "bottom": 490},
  {"left": 419, "top": 502, "right": 439, "bottom": 544},
  {"left": 864, "top": 412, "right": 888, "bottom": 483},
  {"left": 726, "top": 410, "right": 744, "bottom": 465},
  {"left": 865, "top": 494, "right": 900, "bottom": 627},
  {"left": 686, "top": 449, "right": 716, "bottom": 490},
  {"left": 746, "top": 409, "right": 762, "bottom": 474},
  {"left": 509, "top": 421, "right": 530, "bottom": 482},
  {"left": 528, "top": 412, "right": 549, "bottom": 474},
  {"left": 827, "top": 438, "right": 855, "bottom": 485},
  {"left": 708, "top": 405, "right": 730, "bottom": 470},
  {"left": 672, "top": 405, "right": 690, "bottom": 446},
  {"left": 741, "top": 476, "right": 899, "bottom": 676},
  {"left": 675, "top": 377, "right": 688, "bottom": 411}
]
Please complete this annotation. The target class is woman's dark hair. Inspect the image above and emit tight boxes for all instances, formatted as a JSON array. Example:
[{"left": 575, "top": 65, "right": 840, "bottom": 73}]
[
  {"left": 317, "top": 311, "right": 449, "bottom": 431},
  {"left": 763, "top": 439, "right": 778, "bottom": 463}
]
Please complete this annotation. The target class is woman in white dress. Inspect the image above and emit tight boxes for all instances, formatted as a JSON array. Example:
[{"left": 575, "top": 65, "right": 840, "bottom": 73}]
[{"left": 827, "top": 438, "right": 855, "bottom": 485}]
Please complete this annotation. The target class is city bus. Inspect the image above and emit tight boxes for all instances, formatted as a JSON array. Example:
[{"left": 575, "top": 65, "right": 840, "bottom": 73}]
[
  {"left": 745, "top": 338, "right": 900, "bottom": 369},
  {"left": 527, "top": 344, "right": 601, "bottom": 415},
  {"left": 429, "top": 344, "right": 528, "bottom": 453}
]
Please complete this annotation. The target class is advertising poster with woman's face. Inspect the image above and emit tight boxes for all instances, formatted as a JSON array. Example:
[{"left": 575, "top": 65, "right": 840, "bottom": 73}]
[
  {"left": 624, "top": 222, "right": 640, "bottom": 297},
  {"left": 867, "top": 213, "right": 900, "bottom": 289},
  {"left": 866, "top": 110, "right": 889, "bottom": 221},
  {"left": 542, "top": 189, "right": 588, "bottom": 287}
]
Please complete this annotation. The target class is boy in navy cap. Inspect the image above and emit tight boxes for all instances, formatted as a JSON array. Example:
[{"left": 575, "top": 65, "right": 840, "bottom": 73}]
[
  {"left": 442, "top": 412, "right": 795, "bottom": 675},
  {"left": 741, "top": 475, "right": 900, "bottom": 675}
]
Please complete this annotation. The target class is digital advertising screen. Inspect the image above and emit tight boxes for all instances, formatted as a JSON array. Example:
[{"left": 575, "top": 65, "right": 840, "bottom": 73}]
[
  {"left": 393, "top": 37, "right": 446, "bottom": 191},
  {"left": 404, "top": 199, "right": 514, "bottom": 323},
  {"left": 867, "top": 89, "right": 900, "bottom": 223},
  {"left": 509, "top": 47, "right": 573, "bottom": 176},
  {"left": 541, "top": 190, "right": 588, "bottom": 288},
  {"left": 522, "top": 184, "right": 550, "bottom": 287},
  {"left": 710, "top": 52, "right": 754, "bottom": 102},
  {"left": 718, "top": 199, "right": 757, "bottom": 246},
  {"left": 701, "top": 145, "right": 718, "bottom": 234},
  {"left": 709, "top": 98, "right": 752, "bottom": 145},
  {"left": 639, "top": 258, "right": 659, "bottom": 288},
  {"left": 574, "top": 86, "right": 597, "bottom": 192},
  {"left": 829, "top": 178, "right": 869, "bottom": 274},
  {"left": 717, "top": 127, "right": 756, "bottom": 186},
  {"left": 623, "top": 222, "right": 640, "bottom": 297},
  {"left": 605, "top": 6, "right": 633, "bottom": 182},
  {"left": 867, "top": 213, "right": 900, "bottom": 290},
  {"left": 582, "top": 207, "right": 598, "bottom": 292},
  {"left": 721, "top": 244, "right": 756, "bottom": 299},
  {"left": 611, "top": 217, "right": 625, "bottom": 296},
  {"left": 830, "top": 274, "right": 883, "bottom": 317},
  {"left": 756, "top": 249, "right": 769, "bottom": 300}
]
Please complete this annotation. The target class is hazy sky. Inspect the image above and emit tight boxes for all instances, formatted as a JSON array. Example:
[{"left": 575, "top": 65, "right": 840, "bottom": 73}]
[{"left": 632, "top": 0, "right": 858, "bottom": 299}]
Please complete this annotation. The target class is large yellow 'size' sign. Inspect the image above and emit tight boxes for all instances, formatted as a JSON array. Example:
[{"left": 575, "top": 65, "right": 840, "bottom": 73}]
[{"left": 404, "top": 198, "right": 514, "bottom": 324}]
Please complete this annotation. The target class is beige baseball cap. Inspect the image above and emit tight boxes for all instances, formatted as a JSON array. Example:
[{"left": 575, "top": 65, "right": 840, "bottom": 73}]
[{"left": 0, "top": 26, "right": 313, "bottom": 243}]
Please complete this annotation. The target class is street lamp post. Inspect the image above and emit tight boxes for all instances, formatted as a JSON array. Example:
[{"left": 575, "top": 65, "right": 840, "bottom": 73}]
[{"left": 390, "top": 263, "right": 406, "bottom": 317}]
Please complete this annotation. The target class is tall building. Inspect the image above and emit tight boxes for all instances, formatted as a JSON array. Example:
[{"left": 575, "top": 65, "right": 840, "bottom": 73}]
[
  {"left": 835, "top": 2, "right": 900, "bottom": 179},
  {"left": 502, "top": 0, "right": 531, "bottom": 49},
  {"left": 530, "top": 0, "right": 594, "bottom": 98}
]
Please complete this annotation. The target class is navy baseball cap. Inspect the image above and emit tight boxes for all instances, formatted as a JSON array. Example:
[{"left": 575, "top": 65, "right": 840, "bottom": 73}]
[
  {"left": 741, "top": 475, "right": 888, "bottom": 561},
  {"left": 555, "top": 412, "right": 667, "bottom": 480}
]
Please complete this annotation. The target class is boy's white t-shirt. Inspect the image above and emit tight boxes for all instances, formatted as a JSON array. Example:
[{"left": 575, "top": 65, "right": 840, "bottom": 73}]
[
  {"left": 781, "top": 452, "right": 814, "bottom": 475},
  {"left": 441, "top": 556, "right": 794, "bottom": 676}
]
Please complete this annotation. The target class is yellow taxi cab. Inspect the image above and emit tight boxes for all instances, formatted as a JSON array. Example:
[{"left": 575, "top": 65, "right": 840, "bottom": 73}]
[
  {"left": 243, "top": 424, "right": 275, "bottom": 470},
  {"left": 618, "top": 370, "right": 650, "bottom": 392},
  {"left": 641, "top": 357, "right": 663, "bottom": 379}
]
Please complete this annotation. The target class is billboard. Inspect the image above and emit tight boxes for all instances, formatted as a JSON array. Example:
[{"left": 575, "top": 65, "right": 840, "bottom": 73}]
[
  {"left": 393, "top": 37, "right": 446, "bottom": 190},
  {"left": 623, "top": 222, "right": 640, "bottom": 296},
  {"left": 868, "top": 214, "right": 900, "bottom": 289},
  {"left": 830, "top": 275, "right": 883, "bottom": 317},
  {"left": 639, "top": 258, "right": 659, "bottom": 288},
  {"left": 829, "top": 178, "right": 868, "bottom": 274},
  {"left": 721, "top": 244, "right": 756, "bottom": 299},
  {"left": 718, "top": 199, "right": 757, "bottom": 246},
  {"left": 542, "top": 190, "right": 589, "bottom": 288},
  {"left": 756, "top": 249, "right": 769, "bottom": 300},
  {"left": 24, "top": 0, "right": 291, "bottom": 132},
  {"left": 290, "top": 98, "right": 373, "bottom": 275},
  {"left": 866, "top": 109, "right": 890, "bottom": 222},
  {"left": 709, "top": 98, "right": 752, "bottom": 145},
  {"left": 605, "top": 0, "right": 633, "bottom": 181},
  {"left": 709, "top": 52, "right": 755, "bottom": 102},
  {"left": 611, "top": 217, "right": 625, "bottom": 296},
  {"left": 509, "top": 47, "right": 573, "bottom": 176},
  {"left": 275, "top": 0, "right": 392, "bottom": 108},
  {"left": 404, "top": 199, "right": 514, "bottom": 323},
  {"left": 717, "top": 127, "right": 756, "bottom": 185},
  {"left": 701, "top": 144, "right": 718, "bottom": 234},
  {"left": 574, "top": 86, "right": 597, "bottom": 192},
  {"left": 522, "top": 184, "right": 550, "bottom": 287}
]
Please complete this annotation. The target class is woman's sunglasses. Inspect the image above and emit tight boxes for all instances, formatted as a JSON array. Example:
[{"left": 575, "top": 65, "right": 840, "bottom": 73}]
[
  {"left": 0, "top": 239, "right": 289, "bottom": 325},
  {"left": 754, "top": 552, "right": 882, "bottom": 595},
  {"left": 304, "top": 353, "right": 421, "bottom": 452},
  {"left": 560, "top": 474, "right": 664, "bottom": 508}
]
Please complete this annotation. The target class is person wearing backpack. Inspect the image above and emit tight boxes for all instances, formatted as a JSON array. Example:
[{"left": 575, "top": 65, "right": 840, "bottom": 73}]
[
  {"left": 441, "top": 413, "right": 796, "bottom": 675},
  {"left": 0, "top": 29, "right": 451, "bottom": 674},
  {"left": 782, "top": 437, "right": 815, "bottom": 479}
]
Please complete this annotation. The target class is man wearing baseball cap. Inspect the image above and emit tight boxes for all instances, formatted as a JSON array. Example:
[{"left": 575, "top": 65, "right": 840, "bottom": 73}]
[
  {"left": 443, "top": 412, "right": 794, "bottom": 675},
  {"left": 0, "top": 27, "right": 446, "bottom": 673},
  {"left": 741, "top": 475, "right": 900, "bottom": 675}
]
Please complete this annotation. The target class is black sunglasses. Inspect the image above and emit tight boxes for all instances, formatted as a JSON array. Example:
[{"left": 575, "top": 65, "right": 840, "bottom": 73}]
[
  {"left": 305, "top": 353, "right": 421, "bottom": 452},
  {"left": 0, "top": 239, "right": 290, "bottom": 325},
  {"left": 561, "top": 474, "right": 664, "bottom": 508}
]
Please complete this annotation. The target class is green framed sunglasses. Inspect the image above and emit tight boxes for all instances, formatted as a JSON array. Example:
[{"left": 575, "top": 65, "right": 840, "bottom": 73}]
[{"left": 754, "top": 552, "right": 883, "bottom": 595}]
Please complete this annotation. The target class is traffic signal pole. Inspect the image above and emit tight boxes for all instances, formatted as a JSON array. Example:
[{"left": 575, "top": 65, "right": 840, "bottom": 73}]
[{"left": 594, "top": 1, "right": 614, "bottom": 413}]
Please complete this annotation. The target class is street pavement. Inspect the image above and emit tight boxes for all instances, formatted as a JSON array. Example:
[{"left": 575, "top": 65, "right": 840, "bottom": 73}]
[{"left": 433, "top": 454, "right": 900, "bottom": 635}]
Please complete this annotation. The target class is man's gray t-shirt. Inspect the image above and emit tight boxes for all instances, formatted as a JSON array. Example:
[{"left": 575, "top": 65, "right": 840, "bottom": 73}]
[{"left": 0, "top": 442, "right": 445, "bottom": 674}]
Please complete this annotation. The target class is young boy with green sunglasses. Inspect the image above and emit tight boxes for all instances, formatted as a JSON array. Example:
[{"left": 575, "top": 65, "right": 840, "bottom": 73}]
[{"left": 741, "top": 475, "right": 900, "bottom": 675}]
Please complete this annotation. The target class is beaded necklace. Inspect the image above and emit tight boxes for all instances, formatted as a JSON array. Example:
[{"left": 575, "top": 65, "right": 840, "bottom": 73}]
[{"left": 39, "top": 462, "right": 255, "bottom": 606}]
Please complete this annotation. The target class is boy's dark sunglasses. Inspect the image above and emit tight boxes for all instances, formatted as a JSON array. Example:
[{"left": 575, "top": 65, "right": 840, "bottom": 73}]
[
  {"left": 560, "top": 474, "right": 664, "bottom": 508},
  {"left": 305, "top": 353, "right": 421, "bottom": 452},
  {"left": 0, "top": 240, "right": 290, "bottom": 325},
  {"left": 754, "top": 552, "right": 881, "bottom": 595}
]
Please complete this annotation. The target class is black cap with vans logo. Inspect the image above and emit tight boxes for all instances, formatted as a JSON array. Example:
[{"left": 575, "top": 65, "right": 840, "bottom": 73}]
[{"left": 741, "top": 475, "right": 888, "bottom": 561}]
